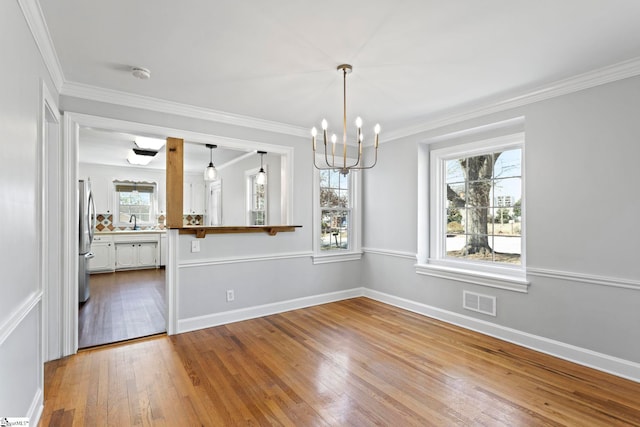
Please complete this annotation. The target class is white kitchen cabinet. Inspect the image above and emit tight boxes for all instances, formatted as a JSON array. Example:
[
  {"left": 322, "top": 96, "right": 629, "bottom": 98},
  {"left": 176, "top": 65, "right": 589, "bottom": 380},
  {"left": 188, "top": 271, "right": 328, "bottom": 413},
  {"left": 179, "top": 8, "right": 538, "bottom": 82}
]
[
  {"left": 89, "top": 235, "right": 115, "bottom": 272},
  {"left": 115, "top": 243, "right": 136, "bottom": 269},
  {"left": 115, "top": 242, "right": 158, "bottom": 269},
  {"left": 137, "top": 242, "right": 157, "bottom": 266},
  {"left": 112, "top": 233, "right": 160, "bottom": 270},
  {"left": 159, "top": 234, "right": 167, "bottom": 266},
  {"left": 183, "top": 177, "right": 205, "bottom": 215},
  {"left": 88, "top": 175, "right": 111, "bottom": 214}
]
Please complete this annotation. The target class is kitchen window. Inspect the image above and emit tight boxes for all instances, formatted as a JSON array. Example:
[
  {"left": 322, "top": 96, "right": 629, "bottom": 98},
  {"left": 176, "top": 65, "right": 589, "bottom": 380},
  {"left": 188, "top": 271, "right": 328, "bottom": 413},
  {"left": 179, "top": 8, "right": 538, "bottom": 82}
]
[{"left": 113, "top": 181, "right": 157, "bottom": 226}]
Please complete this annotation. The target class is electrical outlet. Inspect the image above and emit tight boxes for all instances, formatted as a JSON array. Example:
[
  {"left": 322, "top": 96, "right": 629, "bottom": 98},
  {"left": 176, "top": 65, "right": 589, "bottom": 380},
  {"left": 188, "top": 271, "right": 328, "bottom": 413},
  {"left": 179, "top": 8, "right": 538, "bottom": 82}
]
[
  {"left": 226, "top": 289, "right": 235, "bottom": 302},
  {"left": 191, "top": 240, "right": 200, "bottom": 253}
]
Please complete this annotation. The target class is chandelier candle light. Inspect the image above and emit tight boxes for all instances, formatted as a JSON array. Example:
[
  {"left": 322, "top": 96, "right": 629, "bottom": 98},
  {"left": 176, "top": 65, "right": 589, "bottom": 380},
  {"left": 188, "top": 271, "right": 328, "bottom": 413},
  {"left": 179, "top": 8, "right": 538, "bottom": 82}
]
[{"left": 311, "top": 64, "right": 380, "bottom": 176}]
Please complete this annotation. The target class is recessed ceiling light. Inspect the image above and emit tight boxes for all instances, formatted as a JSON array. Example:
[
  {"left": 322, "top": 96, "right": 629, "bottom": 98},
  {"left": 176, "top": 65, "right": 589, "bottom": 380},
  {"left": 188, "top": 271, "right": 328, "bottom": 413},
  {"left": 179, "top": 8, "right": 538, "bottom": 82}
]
[
  {"left": 131, "top": 67, "right": 151, "bottom": 80},
  {"left": 127, "top": 148, "right": 156, "bottom": 165}
]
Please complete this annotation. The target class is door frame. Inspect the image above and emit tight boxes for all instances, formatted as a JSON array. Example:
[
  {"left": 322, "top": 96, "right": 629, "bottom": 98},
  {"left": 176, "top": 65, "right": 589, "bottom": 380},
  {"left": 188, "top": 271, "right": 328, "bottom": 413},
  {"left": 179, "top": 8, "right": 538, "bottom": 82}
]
[{"left": 40, "top": 81, "right": 62, "bottom": 362}]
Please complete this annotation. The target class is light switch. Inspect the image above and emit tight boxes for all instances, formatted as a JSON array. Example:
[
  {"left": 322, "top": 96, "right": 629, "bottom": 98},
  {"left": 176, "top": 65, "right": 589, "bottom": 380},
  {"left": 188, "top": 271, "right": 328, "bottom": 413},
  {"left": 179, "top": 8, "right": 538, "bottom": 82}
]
[{"left": 191, "top": 240, "right": 200, "bottom": 253}]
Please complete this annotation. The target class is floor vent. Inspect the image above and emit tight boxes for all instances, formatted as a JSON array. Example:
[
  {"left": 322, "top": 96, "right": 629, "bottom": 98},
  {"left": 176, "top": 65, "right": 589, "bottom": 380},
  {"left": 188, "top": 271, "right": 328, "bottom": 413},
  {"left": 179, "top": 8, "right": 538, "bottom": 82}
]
[{"left": 463, "top": 291, "right": 497, "bottom": 316}]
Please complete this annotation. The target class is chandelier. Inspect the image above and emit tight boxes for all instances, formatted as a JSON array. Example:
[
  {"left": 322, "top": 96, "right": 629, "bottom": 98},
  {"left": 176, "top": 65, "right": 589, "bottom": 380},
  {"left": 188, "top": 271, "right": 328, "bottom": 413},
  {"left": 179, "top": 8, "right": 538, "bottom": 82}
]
[{"left": 311, "top": 64, "right": 380, "bottom": 176}]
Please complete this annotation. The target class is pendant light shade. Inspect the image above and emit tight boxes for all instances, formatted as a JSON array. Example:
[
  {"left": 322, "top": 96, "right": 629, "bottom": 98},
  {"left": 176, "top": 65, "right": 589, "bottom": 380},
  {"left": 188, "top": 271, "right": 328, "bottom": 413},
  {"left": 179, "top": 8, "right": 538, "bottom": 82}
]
[
  {"left": 204, "top": 144, "right": 218, "bottom": 181},
  {"left": 256, "top": 151, "right": 267, "bottom": 185}
]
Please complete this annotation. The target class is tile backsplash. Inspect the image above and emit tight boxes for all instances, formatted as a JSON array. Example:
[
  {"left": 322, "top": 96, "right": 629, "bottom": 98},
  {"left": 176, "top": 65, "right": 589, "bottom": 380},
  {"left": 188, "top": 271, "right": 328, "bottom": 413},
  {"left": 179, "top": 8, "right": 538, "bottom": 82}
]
[{"left": 94, "top": 213, "right": 204, "bottom": 232}]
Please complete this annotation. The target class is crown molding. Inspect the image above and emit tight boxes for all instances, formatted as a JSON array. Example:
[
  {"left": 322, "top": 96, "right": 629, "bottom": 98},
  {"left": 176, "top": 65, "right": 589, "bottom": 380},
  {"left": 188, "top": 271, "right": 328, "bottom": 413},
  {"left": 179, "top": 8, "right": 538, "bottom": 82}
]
[
  {"left": 385, "top": 56, "right": 640, "bottom": 142},
  {"left": 18, "top": 0, "right": 65, "bottom": 91},
  {"left": 61, "top": 81, "right": 309, "bottom": 138}
]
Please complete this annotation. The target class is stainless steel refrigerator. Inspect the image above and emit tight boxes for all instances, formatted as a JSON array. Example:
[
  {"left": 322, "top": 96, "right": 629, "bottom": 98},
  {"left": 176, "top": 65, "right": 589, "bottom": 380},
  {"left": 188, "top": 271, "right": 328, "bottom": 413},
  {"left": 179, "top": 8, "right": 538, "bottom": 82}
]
[{"left": 78, "top": 179, "right": 95, "bottom": 303}]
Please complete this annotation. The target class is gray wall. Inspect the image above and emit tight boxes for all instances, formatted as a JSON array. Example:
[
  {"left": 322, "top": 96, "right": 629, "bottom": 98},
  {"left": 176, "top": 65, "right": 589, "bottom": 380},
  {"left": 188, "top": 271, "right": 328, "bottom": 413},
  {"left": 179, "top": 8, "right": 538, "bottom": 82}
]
[
  {"left": 363, "top": 75, "right": 640, "bottom": 364},
  {"left": 0, "top": 0, "right": 58, "bottom": 418}
]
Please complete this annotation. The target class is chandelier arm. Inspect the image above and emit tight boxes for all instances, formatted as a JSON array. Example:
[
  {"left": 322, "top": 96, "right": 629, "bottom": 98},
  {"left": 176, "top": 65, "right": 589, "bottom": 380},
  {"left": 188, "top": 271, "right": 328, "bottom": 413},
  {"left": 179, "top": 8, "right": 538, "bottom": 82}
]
[
  {"left": 345, "top": 144, "right": 362, "bottom": 168},
  {"left": 345, "top": 146, "right": 378, "bottom": 171},
  {"left": 323, "top": 134, "right": 335, "bottom": 168}
]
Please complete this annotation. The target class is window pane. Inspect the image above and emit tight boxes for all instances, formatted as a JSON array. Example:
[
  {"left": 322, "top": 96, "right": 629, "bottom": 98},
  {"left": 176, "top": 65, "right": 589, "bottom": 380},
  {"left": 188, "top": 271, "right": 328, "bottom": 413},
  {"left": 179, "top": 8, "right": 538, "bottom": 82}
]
[
  {"left": 447, "top": 182, "right": 466, "bottom": 209},
  {"left": 493, "top": 177, "right": 521, "bottom": 208},
  {"left": 320, "top": 210, "right": 349, "bottom": 250},
  {"left": 462, "top": 154, "right": 493, "bottom": 181},
  {"left": 252, "top": 211, "right": 265, "bottom": 225},
  {"left": 326, "top": 170, "right": 341, "bottom": 190},
  {"left": 491, "top": 236, "right": 521, "bottom": 264},
  {"left": 446, "top": 159, "right": 465, "bottom": 184},
  {"left": 446, "top": 208, "right": 464, "bottom": 234},
  {"left": 467, "top": 180, "right": 491, "bottom": 207},
  {"left": 494, "top": 149, "right": 521, "bottom": 178},
  {"left": 465, "top": 207, "right": 492, "bottom": 235},
  {"left": 446, "top": 233, "right": 466, "bottom": 255}
]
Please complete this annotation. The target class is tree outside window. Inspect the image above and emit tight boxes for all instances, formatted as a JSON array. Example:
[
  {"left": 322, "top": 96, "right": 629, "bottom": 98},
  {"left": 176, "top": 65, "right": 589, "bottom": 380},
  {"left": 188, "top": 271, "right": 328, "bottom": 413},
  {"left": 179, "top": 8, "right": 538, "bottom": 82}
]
[{"left": 444, "top": 147, "right": 522, "bottom": 265}]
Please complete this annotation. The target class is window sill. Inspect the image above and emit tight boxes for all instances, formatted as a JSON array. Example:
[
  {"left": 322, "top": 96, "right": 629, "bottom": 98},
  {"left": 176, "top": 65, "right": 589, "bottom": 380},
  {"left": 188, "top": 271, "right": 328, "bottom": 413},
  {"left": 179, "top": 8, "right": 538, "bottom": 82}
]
[
  {"left": 415, "top": 261, "right": 530, "bottom": 293},
  {"left": 313, "top": 251, "right": 363, "bottom": 265}
]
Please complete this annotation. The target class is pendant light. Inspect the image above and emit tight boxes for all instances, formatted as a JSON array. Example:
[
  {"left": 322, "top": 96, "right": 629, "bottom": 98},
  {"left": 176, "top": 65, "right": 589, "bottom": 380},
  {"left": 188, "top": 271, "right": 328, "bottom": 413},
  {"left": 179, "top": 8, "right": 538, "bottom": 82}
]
[
  {"left": 256, "top": 151, "right": 267, "bottom": 185},
  {"left": 204, "top": 144, "right": 218, "bottom": 181}
]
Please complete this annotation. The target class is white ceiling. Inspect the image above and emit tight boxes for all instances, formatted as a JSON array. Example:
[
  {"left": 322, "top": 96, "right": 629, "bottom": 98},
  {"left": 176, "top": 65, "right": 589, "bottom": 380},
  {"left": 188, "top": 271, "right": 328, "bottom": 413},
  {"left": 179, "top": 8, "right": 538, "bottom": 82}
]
[{"left": 41, "top": 0, "right": 640, "bottom": 137}]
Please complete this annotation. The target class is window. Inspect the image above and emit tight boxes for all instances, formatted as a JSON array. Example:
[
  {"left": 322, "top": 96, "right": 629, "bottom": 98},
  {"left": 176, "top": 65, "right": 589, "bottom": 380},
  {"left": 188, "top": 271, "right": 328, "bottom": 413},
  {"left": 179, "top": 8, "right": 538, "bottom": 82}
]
[
  {"left": 313, "top": 164, "right": 362, "bottom": 263},
  {"left": 443, "top": 147, "right": 522, "bottom": 264},
  {"left": 113, "top": 181, "right": 156, "bottom": 226},
  {"left": 320, "top": 170, "right": 351, "bottom": 250},
  {"left": 246, "top": 170, "right": 267, "bottom": 225},
  {"left": 419, "top": 132, "right": 527, "bottom": 291}
]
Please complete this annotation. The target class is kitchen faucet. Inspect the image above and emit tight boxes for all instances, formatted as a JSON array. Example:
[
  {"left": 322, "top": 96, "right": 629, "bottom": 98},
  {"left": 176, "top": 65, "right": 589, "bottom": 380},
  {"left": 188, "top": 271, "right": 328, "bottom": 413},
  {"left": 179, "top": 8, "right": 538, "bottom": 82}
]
[{"left": 129, "top": 214, "right": 139, "bottom": 230}]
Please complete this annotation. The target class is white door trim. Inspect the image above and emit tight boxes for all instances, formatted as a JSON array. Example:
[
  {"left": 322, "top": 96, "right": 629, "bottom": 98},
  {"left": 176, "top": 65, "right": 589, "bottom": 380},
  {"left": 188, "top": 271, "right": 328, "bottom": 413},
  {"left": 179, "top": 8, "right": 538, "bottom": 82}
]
[{"left": 40, "top": 80, "right": 61, "bottom": 362}]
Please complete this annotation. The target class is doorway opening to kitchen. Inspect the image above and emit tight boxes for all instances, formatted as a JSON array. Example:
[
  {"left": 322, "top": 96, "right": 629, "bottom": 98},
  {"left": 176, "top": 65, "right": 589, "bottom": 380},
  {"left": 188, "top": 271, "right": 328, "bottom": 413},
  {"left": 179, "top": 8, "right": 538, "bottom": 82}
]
[{"left": 77, "top": 128, "right": 168, "bottom": 349}]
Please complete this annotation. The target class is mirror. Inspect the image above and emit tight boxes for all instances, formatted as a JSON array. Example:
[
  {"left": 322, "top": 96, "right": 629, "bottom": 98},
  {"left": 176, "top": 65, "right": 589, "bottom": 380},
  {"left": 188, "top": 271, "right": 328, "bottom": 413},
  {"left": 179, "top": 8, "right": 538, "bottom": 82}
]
[{"left": 78, "top": 127, "right": 286, "bottom": 227}]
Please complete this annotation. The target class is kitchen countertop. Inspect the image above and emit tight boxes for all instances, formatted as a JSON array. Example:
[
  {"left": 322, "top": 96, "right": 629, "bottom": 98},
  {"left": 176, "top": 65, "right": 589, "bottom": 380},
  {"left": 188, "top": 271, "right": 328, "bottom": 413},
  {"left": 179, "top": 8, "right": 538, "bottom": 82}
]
[{"left": 96, "top": 229, "right": 166, "bottom": 235}]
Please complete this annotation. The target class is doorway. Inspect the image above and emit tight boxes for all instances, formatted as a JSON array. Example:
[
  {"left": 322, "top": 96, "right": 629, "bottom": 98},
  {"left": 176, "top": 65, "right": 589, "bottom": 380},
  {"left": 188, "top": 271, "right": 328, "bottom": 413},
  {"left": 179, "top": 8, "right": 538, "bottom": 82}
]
[{"left": 77, "top": 126, "right": 168, "bottom": 348}]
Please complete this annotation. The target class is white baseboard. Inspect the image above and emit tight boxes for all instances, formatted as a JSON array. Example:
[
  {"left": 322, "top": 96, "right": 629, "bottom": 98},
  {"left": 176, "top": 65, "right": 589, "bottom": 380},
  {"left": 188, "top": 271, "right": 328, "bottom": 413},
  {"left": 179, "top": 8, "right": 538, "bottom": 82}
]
[
  {"left": 177, "top": 287, "right": 365, "bottom": 333},
  {"left": 363, "top": 288, "right": 640, "bottom": 383}
]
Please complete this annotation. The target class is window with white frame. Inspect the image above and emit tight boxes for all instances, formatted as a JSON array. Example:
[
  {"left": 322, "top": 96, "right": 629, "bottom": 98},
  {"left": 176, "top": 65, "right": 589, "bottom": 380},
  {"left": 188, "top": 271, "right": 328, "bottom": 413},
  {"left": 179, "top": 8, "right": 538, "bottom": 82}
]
[
  {"left": 423, "top": 133, "right": 526, "bottom": 287},
  {"left": 246, "top": 170, "right": 267, "bottom": 225},
  {"left": 313, "top": 165, "right": 362, "bottom": 263},
  {"left": 320, "top": 169, "right": 351, "bottom": 250},
  {"left": 313, "top": 165, "right": 362, "bottom": 264},
  {"left": 113, "top": 181, "right": 157, "bottom": 226}
]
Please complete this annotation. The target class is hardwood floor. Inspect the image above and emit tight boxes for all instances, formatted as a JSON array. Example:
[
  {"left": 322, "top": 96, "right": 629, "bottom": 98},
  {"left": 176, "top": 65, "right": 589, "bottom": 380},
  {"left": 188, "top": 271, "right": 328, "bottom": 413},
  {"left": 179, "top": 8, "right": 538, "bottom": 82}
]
[
  {"left": 78, "top": 269, "right": 166, "bottom": 348},
  {"left": 44, "top": 298, "right": 640, "bottom": 426}
]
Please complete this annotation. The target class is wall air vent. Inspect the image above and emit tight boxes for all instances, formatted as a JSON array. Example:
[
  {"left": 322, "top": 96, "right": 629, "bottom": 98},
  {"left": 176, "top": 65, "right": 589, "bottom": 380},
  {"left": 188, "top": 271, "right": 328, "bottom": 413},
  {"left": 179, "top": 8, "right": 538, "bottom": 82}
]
[{"left": 463, "top": 290, "right": 496, "bottom": 317}]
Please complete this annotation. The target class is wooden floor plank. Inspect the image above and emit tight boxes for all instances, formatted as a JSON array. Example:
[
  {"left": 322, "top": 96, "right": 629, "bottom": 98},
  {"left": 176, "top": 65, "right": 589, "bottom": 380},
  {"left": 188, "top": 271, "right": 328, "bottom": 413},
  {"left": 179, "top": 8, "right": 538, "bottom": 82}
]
[
  {"left": 79, "top": 269, "right": 166, "bottom": 348},
  {"left": 42, "top": 298, "right": 640, "bottom": 426}
]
